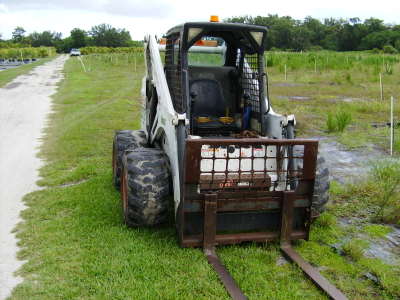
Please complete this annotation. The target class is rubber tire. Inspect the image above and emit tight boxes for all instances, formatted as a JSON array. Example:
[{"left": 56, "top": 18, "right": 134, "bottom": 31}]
[
  {"left": 112, "top": 130, "right": 147, "bottom": 189},
  {"left": 292, "top": 146, "right": 330, "bottom": 217},
  {"left": 121, "top": 148, "right": 170, "bottom": 227},
  {"left": 286, "top": 124, "right": 330, "bottom": 217},
  {"left": 312, "top": 156, "right": 330, "bottom": 217}
]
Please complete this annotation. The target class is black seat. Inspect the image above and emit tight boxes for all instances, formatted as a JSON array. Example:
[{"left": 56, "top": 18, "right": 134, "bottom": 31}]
[
  {"left": 190, "top": 79, "right": 226, "bottom": 118},
  {"left": 189, "top": 79, "right": 238, "bottom": 135}
]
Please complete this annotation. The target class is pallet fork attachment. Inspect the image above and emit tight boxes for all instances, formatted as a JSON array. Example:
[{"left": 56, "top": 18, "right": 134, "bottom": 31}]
[
  {"left": 203, "top": 193, "right": 247, "bottom": 300},
  {"left": 202, "top": 191, "right": 347, "bottom": 300}
]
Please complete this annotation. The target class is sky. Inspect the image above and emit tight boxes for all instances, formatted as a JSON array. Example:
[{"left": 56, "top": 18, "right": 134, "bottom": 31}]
[{"left": 0, "top": 0, "right": 400, "bottom": 40}]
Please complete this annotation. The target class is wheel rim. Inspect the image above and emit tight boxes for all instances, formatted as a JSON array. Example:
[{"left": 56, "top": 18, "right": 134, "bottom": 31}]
[{"left": 121, "top": 167, "right": 128, "bottom": 223}]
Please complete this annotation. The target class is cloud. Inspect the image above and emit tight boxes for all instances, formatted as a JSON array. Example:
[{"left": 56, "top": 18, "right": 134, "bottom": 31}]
[
  {"left": 0, "top": 3, "right": 8, "bottom": 13},
  {"left": 0, "top": 0, "right": 174, "bottom": 18}
]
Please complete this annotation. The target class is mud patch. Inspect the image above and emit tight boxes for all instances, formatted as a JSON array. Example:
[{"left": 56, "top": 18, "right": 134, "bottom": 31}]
[
  {"left": 364, "top": 226, "right": 400, "bottom": 265},
  {"left": 336, "top": 218, "right": 400, "bottom": 265},
  {"left": 4, "top": 82, "right": 22, "bottom": 89},
  {"left": 318, "top": 139, "right": 384, "bottom": 183}
]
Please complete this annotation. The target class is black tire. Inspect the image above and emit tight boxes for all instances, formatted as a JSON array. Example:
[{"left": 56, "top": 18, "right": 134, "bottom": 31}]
[
  {"left": 312, "top": 156, "right": 330, "bottom": 217},
  {"left": 292, "top": 148, "right": 330, "bottom": 217},
  {"left": 121, "top": 148, "right": 170, "bottom": 227},
  {"left": 285, "top": 124, "right": 330, "bottom": 217},
  {"left": 112, "top": 130, "right": 147, "bottom": 189}
]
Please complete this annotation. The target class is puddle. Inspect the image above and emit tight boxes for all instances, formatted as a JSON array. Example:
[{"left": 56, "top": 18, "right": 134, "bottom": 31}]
[
  {"left": 0, "top": 60, "right": 38, "bottom": 72},
  {"left": 272, "top": 82, "right": 304, "bottom": 87},
  {"left": 336, "top": 218, "right": 400, "bottom": 265},
  {"left": 364, "top": 226, "right": 400, "bottom": 265},
  {"left": 317, "top": 139, "right": 383, "bottom": 183},
  {"left": 327, "top": 96, "right": 374, "bottom": 103},
  {"left": 276, "top": 95, "right": 311, "bottom": 101},
  {"left": 340, "top": 97, "right": 364, "bottom": 103}
]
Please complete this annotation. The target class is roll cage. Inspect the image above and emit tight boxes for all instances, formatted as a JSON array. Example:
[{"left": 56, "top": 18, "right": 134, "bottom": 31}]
[{"left": 164, "top": 22, "right": 269, "bottom": 136}]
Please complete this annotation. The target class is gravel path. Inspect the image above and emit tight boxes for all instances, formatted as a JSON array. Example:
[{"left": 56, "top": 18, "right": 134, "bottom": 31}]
[{"left": 0, "top": 55, "right": 68, "bottom": 299}]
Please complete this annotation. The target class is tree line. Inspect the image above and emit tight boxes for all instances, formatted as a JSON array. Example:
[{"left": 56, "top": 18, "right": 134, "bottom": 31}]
[
  {"left": 226, "top": 15, "right": 400, "bottom": 53},
  {"left": 1, "top": 16, "right": 400, "bottom": 53},
  {"left": 0, "top": 24, "right": 143, "bottom": 52}
]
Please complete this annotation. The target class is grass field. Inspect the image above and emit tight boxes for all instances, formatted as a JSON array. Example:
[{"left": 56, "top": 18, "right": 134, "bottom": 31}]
[
  {"left": 266, "top": 51, "right": 400, "bottom": 152},
  {"left": 0, "top": 57, "right": 54, "bottom": 87},
  {"left": 11, "top": 52, "right": 400, "bottom": 299},
  {"left": 267, "top": 51, "right": 400, "bottom": 226}
]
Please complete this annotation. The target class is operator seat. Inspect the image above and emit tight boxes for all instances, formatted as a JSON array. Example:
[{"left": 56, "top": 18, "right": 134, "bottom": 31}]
[
  {"left": 190, "top": 79, "right": 226, "bottom": 118},
  {"left": 189, "top": 79, "right": 238, "bottom": 135}
]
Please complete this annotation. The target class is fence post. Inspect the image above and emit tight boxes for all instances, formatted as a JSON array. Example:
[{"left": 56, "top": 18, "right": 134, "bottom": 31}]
[
  {"left": 314, "top": 57, "right": 317, "bottom": 73},
  {"left": 134, "top": 55, "right": 137, "bottom": 72},
  {"left": 380, "top": 73, "right": 384, "bottom": 101},
  {"left": 284, "top": 64, "right": 287, "bottom": 81},
  {"left": 78, "top": 57, "right": 87, "bottom": 72},
  {"left": 390, "top": 96, "right": 394, "bottom": 156}
]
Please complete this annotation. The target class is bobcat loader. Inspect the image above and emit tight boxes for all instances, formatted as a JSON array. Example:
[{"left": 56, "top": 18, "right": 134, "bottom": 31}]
[{"left": 112, "top": 17, "right": 346, "bottom": 300}]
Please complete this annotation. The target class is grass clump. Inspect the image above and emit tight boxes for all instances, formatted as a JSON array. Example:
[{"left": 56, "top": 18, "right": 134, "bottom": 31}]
[
  {"left": 363, "top": 224, "right": 393, "bottom": 239},
  {"left": 331, "top": 159, "right": 400, "bottom": 225},
  {"left": 342, "top": 239, "right": 369, "bottom": 261},
  {"left": 326, "top": 110, "right": 352, "bottom": 133},
  {"left": 371, "top": 159, "right": 400, "bottom": 224}
]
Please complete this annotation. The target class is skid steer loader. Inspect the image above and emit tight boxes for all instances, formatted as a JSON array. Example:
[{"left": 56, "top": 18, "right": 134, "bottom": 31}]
[{"left": 112, "top": 18, "right": 346, "bottom": 300}]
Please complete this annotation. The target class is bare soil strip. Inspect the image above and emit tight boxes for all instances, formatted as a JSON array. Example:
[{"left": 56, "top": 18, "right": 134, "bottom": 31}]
[{"left": 0, "top": 55, "right": 68, "bottom": 300}]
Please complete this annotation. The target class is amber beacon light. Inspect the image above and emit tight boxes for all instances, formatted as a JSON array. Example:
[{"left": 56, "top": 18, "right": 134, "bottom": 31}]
[{"left": 210, "top": 15, "right": 219, "bottom": 22}]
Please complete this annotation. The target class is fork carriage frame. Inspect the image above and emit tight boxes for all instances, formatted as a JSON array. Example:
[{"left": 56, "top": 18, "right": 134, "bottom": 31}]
[
  {"left": 178, "top": 138, "right": 317, "bottom": 248},
  {"left": 176, "top": 138, "right": 347, "bottom": 300}
]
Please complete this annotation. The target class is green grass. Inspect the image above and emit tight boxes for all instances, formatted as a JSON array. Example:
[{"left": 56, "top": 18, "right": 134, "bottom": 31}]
[
  {"left": 342, "top": 239, "right": 370, "bottom": 261},
  {"left": 363, "top": 224, "right": 393, "bottom": 239},
  {"left": 0, "top": 57, "right": 54, "bottom": 87},
  {"left": 11, "top": 53, "right": 400, "bottom": 299},
  {"left": 326, "top": 110, "right": 353, "bottom": 133},
  {"left": 330, "top": 159, "right": 400, "bottom": 225},
  {"left": 267, "top": 52, "right": 400, "bottom": 151}
]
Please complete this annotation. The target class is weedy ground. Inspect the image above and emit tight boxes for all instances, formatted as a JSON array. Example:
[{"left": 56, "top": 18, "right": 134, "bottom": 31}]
[
  {"left": 267, "top": 51, "right": 400, "bottom": 225},
  {"left": 11, "top": 52, "right": 400, "bottom": 300},
  {"left": 0, "top": 57, "right": 54, "bottom": 87},
  {"left": 267, "top": 51, "right": 400, "bottom": 151}
]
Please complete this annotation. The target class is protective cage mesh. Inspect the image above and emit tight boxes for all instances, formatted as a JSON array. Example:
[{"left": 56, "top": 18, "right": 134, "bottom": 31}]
[
  {"left": 165, "top": 36, "right": 184, "bottom": 113},
  {"left": 237, "top": 51, "right": 263, "bottom": 117},
  {"left": 198, "top": 144, "right": 304, "bottom": 191}
]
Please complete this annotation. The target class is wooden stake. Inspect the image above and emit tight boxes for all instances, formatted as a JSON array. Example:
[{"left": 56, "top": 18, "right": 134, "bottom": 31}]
[
  {"left": 134, "top": 56, "right": 137, "bottom": 72},
  {"left": 78, "top": 57, "right": 87, "bottom": 72},
  {"left": 390, "top": 96, "right": 394, "bottom": 156},
  {"left": 314, "top": 58, "right": 317, "bottom": 73},
  {"left": 284, "top": 64, "right": 287, "bottom": 81},
  {"left": 379, "top": 73, "right": 384, "bottom": 101}
]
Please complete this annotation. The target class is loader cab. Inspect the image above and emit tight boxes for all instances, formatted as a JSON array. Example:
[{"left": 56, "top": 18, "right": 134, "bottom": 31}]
[{"left": 164, "top": 22, "right": 268, "bottom": 137}]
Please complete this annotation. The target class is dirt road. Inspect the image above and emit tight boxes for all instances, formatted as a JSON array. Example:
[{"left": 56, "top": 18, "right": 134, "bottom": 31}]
[{"left": 0, "top": 55, "right": 67, "bottom": 299}]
